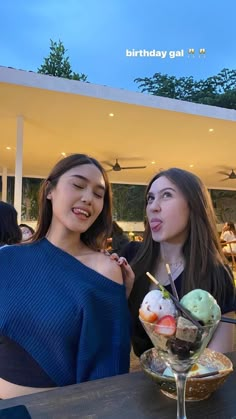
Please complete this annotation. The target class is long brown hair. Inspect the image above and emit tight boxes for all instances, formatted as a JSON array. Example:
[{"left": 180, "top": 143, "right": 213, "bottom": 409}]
[
  {"left": 132, "top": 168, "right": 234, "bottom": 303},
  {"left": 32, "top": 154, "right": 112, "bottom": 250}
]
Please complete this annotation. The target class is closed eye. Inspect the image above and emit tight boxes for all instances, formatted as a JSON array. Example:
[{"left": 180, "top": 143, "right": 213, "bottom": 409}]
[
  {"left": 94, "top": 191, "right": 104, "bottom": 199},
  {"left": 72, "top": 182, "right": 104, "bottom": 198},
  {"left": 73, "top": 184, "right": 83, "bottom": 189}
]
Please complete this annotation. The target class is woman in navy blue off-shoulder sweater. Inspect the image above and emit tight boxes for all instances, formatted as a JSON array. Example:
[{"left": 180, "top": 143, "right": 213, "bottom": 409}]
[{"left": 0, "top": 154, "right": 133, "bottom": 399}]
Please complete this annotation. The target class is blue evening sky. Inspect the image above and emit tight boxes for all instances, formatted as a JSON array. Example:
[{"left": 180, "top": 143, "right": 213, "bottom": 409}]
[{"left": 0, "top": 0, "right": 235, "bottom": 91}]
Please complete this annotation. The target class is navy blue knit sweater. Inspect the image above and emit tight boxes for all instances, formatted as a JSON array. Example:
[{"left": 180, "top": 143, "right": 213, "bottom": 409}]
[{"left": 0, "top": 239, "right": 131, "bottom": 386}]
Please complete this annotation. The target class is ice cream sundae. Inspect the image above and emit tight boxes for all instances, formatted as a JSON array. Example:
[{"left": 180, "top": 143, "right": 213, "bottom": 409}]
[
  {"left": 139, "top": 273, "right": 221, "bottom": 418},
  {"left": 139, "top": 287, "right": 221, "bottom": 367}
]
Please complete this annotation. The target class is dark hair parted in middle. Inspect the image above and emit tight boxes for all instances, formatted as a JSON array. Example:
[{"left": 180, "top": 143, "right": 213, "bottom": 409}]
[
  {"left": 131, "top": 167, "right": 234, "bottom": 304},
  {"left": 33, "top": 154, "right": 112, "bottom": 250}
]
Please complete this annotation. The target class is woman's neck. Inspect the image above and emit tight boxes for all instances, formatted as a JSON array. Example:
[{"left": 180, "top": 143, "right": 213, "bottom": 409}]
[
  {"left": 46, "top": 227, "right": 86, "bottom": 257},
  {"left": 153, "top": 242, "right": 185, "bottom": 286},
  {"left": 159, "top": 242, "right": 184, "bottom": 264}
]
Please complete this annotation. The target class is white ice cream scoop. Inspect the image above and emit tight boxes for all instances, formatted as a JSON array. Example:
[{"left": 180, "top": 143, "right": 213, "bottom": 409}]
[{"left": 140, "top": 290, "right": 177, "bottom": 322}]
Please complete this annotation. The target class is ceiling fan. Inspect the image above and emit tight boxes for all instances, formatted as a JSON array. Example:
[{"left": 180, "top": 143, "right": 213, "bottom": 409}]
[
  {"left": 104, "top": 158, "right": 147, "bottom": 172},
  {"left": 218, "top": 169, "right": 236, "bottom": 181}
]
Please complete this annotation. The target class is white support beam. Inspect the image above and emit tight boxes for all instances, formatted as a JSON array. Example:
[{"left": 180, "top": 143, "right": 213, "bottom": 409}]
[
  {"left": 14, "top": 116, "right": 24, "bottom": 222},
  {"left": 2, "top": 167, "right": 7, "bottom": 202}
]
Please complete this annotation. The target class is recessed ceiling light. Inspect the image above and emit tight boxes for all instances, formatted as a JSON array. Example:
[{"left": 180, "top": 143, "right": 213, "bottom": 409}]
[
  {"left": 209, "top": 128, "right": 214, "bottom": 132},
  {"left": 61, "top": 152, "right": 66, "bottom": 157},
  {"left": 6, "top": 146, "right": 11, "bottom": 150},
  {"left": 189, "top": 164, "right": 194, "bottom": 168},
  {"left": 109, "top": 113, "right": 114, "bottom": 117},
  {"left": 151, "top": 161, "right": 156, "bottom": 164}
]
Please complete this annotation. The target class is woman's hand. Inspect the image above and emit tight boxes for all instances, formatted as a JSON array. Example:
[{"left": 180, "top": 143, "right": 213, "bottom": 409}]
[{"left": 110, "top": 253, "right": 135, "bottom": 298}]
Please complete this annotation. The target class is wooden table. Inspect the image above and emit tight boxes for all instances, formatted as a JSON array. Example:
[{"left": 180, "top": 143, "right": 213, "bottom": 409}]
[{"left": 0, "top": 352, "right": 236, "bottom": 418}]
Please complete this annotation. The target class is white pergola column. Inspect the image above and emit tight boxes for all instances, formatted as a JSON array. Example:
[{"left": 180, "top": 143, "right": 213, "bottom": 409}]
[
  {"left": 1, "top": 167, "right": 7, "bottom": 202},
  {"left": 14, "top": 116, "right": 24, "bottom": 222}
]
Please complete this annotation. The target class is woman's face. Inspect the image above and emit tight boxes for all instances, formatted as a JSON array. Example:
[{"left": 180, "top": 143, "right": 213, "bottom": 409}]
[
  {"left": 20, "top": 226, "right": 33, "bottom": 241},
  {"left": 48, "top": 164, "right": 106, "bottom": 236},
  {"left": 146, "top": 176, "right": 190, "bottom": 244}
]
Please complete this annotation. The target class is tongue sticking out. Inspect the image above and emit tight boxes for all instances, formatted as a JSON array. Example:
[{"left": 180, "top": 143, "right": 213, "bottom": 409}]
[
  {"left": 150, "top": 221, "right": 162, "bottom": 231},
  {"left": 72, "top": 208, "right": 89, "bottom": 218}
]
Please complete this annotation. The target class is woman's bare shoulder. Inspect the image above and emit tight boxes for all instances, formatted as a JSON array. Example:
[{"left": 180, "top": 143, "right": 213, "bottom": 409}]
[{"left": 95, "top": 251, "right": 123, "bottom": 284}]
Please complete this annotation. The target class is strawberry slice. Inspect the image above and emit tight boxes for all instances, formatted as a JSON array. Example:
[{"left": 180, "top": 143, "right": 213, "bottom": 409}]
[
  {"left": 154, "top": 315, "right": 176, "bottom": 336},
  {"left": 139, "top": 308, "right": 158, "bottom": 323}
]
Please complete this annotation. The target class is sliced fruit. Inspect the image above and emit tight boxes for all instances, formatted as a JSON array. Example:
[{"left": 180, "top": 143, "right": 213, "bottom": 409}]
[
  {"left": 154, "top": 315, "right": 176, "bottom": 336},
  {"left": 139, "top": 308, "right": 158, "bottom": 323}
]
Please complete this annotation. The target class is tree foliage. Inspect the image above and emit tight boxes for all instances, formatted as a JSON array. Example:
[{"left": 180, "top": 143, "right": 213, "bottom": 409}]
[
  {"left": 38, "top": 39, "right": 88, "bottom": 82},
  {"left": 210, "top": 189, "right": 236, "bottom": 223},
  {"left": 135, "top": 68, "right": 236, "bottom": 109},
  {"left": 112, "top": 184, "right": 146, "bottom": 221},
  {"left": 22, "top": 178, "right": 42, "bottom": 220}
]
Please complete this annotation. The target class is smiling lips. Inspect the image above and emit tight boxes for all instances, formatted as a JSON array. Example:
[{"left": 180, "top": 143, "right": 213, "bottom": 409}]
[{"left": 150, "top": 218, "right": 162, "bottom": 232}]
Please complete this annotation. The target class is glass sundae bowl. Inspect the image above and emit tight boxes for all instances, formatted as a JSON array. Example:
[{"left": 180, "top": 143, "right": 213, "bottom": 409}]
[
  {"left": 139, "top": 282, "right": 220, "bottom": 419},
  {"left": 140, "top": 317, "right": 219, "bottom": 419}
]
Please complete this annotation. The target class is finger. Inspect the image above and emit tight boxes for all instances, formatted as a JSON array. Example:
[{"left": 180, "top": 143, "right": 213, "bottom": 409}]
[
  {"left": 117, "top": 257, "right": 128, "bottom": 266},
  {"left": 110, "top": 253, "right": 119, "bottom": 261}
]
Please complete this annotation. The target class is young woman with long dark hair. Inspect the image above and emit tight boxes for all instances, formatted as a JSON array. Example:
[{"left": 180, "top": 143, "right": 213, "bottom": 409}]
[
  {"left": 122, "top": 168, "right": 235, "bottom": 356},
  {"left": 0, "top": 154, "right": 131, "bottom": 398}
]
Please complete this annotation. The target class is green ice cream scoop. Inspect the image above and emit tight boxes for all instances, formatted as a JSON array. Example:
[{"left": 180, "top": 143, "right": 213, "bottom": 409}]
[{"left": 180, "top": 289, "right": 221, "bottom": 325}]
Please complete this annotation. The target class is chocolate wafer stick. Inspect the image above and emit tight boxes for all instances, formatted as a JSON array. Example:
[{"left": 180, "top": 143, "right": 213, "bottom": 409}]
[
  {"left": 165, "top": 263, "right": 179, "bottom": 301},
  {"left": 191, "top": 370, "right": 219, "bottom": 379},
  {"left": 220, "top": 316, "right": 236, "bottom": 325},
  {"left": 146, "top": 272, "right": 203, "bottom": 330}
]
